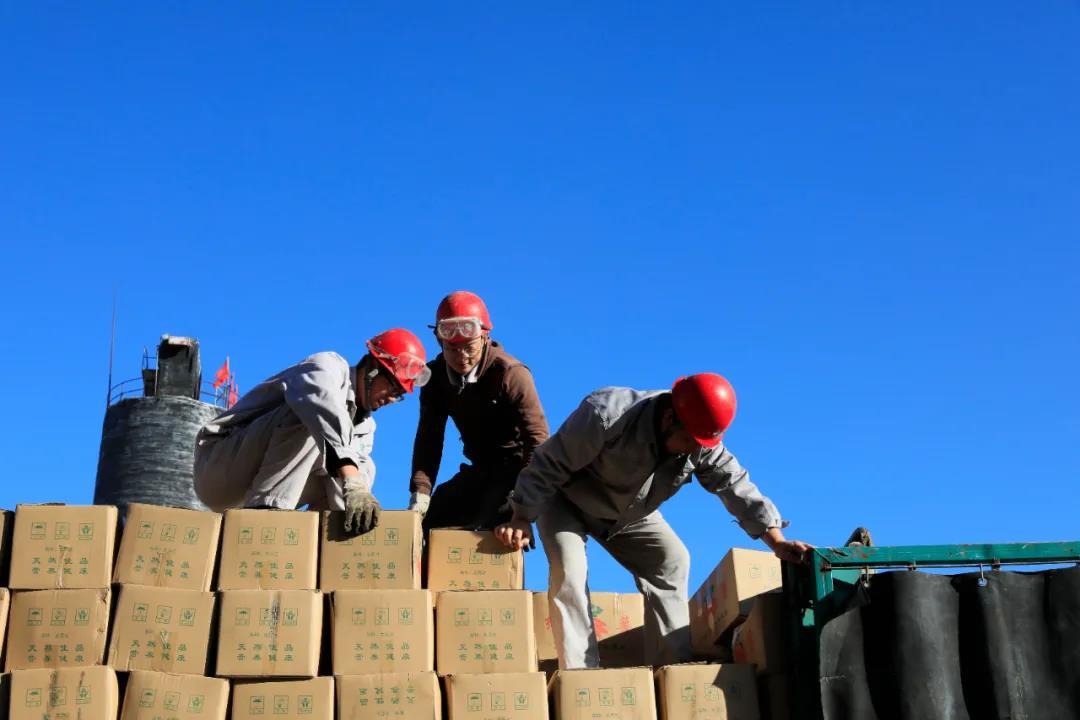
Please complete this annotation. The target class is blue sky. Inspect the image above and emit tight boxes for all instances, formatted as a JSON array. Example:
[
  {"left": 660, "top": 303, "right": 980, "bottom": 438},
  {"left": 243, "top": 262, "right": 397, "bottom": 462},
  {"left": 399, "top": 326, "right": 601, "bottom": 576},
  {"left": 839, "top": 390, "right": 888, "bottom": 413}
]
[{"left": 2, "top": 3, "right": 1077, "bottom": 593}]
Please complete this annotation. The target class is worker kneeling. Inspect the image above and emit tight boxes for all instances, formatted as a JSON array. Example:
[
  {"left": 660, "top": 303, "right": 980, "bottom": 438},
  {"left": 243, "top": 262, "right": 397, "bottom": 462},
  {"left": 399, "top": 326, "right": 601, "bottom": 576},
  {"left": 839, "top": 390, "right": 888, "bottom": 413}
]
[
  {"left": 194, "top": 329, "right": 430, "bottom": 536},
  {"left": 495, "top": 373, "right": 811, "bottom": 668}
]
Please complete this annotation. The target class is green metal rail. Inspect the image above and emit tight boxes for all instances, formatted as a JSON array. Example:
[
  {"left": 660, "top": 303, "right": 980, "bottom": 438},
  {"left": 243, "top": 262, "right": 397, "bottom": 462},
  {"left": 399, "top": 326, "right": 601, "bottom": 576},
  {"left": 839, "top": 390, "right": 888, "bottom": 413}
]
[{"left": 783, "top": 540, "right": 1080, "bottom": 720}]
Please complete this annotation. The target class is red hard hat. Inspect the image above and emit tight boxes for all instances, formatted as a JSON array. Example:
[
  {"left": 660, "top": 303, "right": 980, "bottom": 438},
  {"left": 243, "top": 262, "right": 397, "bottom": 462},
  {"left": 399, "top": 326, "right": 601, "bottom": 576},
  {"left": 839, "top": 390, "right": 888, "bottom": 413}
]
[
  {"left": 671, "top": 373, "right": 737, "bottom": 448},
  {"left": 434, "top": 291, "right": 492, "bottom": 344},
  {"left": 366, "top": 328, "right": 431, "bottom": 394}
]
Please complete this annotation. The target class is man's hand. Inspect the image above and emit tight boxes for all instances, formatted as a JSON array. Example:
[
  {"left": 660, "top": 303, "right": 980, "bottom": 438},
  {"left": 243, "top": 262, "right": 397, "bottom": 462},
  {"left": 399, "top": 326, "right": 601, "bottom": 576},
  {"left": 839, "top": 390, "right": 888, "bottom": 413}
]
[
  {"left": 494, "top": 516, "right": 534, "bottom": 551},
  {"left": 339, "top": 465, "right": 379, "bottom": 536},
  {"left": 343, "top": 486, "right": 381, "bottom": 536},
  {"left": 763, "top": 527, "right": 814, "bottom": 565},
  {"left": 408, "top": 492, "right": 431, "bottom": 518}
]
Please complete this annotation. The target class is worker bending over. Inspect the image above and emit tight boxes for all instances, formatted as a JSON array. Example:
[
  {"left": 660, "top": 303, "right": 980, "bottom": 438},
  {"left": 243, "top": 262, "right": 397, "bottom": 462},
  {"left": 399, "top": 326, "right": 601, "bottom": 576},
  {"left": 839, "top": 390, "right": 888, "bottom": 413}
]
[{"left": 496, "top": 373, "right": 811, "bottom": 668}]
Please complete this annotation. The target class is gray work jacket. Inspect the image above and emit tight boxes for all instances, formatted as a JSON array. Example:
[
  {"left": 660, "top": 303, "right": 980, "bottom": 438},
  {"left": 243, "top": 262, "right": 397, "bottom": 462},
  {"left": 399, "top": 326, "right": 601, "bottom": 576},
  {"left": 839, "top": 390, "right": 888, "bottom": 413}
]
[
  {"left": 198, "top": 351, "right": 376, "bottom": 491},
  {"left": 509, "top": 387, "right": 783, "bottom": 538}
]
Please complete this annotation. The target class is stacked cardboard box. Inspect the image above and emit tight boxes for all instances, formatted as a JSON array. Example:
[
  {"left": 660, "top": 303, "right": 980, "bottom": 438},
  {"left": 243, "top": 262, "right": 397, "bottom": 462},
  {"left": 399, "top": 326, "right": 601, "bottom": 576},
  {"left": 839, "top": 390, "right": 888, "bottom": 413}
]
[
  {"left": 109, "top": 504, "right": 222, "bottom": 676},
  {"left": 233, "top": 676, "right": 335, "bottom": 720},
  {"left": 435, "top": 589, "right": 536, "bottom": 676},
  {"left": 321, "top": 511, "right": 423, "bottom": 591},
  {"left": 656, "top": 663, "right": 760, "bottom": 720},
  {"left": 8, "top": 665, "right": 120, "bottom": 720},
  {"left": 689, "top": 549, "right": 790, "bottom": 720},
  {"left": 550, "top": 667, "right": 656, "bottom": 720},
  {"left": 533, "top": 591, "right": 646, "bottom": 669},
  {"left": 424, "top": 529, "right": 541, "bottom": 720},
  {"left": 337, "top": 671, "right": 440, "bottom": 720},
  {"left": 445, "top": 672, "right": 547, "bottom": 720},
  {"left": 4, "top": 504, "right": 119, "bottom": 720},
  {"left": 425, "top": 530, "right": 524, "bottom": 592},
  {"left": 216, "top": 509, "right": 323, "bottom": 679},
  {"left": 326, "top": 511, "right": 439, "bottom": 720},
  {"left": 689, "top": 549, "right": 781, "bottom": 660},
  {"left": 731, "top": 594, "right": 790, "bottom": 720},
  {"left": 121, "top": 670, "right": 230, "bottom": 720},
  {"left": 5, "top": 505, "right": 117, "bottom": 675},
  {"left": 0, "top": 502, "right": 789, "bottom": 720}
]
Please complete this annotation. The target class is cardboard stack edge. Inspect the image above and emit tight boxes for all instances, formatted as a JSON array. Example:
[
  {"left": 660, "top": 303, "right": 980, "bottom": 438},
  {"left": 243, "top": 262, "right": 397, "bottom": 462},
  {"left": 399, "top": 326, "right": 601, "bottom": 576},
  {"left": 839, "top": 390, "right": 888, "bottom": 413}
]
[{"left": 0, "top": 503, "right": 784, "bottom": 720}]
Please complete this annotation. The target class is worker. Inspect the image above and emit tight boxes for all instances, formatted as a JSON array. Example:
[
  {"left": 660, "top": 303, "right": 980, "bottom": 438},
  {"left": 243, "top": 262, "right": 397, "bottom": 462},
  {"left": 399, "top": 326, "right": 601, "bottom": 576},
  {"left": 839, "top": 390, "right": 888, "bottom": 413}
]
[
  {"left": 408, "top": 291, "right": 549, "bottom": 531},
  {"left": 495, "top": 373, "right": 811, "bottom": 668},
  {"left": 194, "top": 329, "right": 430, "bottom": 535}
]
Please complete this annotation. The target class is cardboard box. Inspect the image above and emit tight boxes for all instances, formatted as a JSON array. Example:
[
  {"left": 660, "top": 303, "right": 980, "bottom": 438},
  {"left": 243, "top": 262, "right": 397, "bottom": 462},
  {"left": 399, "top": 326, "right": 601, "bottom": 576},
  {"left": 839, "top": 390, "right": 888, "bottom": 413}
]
[
  {"left": 114, "top": 503, "right": 222, "bottom": 591},
  {"left": 106, "top": 585, "right": 216, "bottom": 675},
  {"left": 8, "top": 505, "right": 118, "bottom": 590},
  {"left": 731, "top": 593, "right": 788, "bottom": 675},
  {"left": 757, "top": 674, "right": 791, "bottom": 720},
  {"left": 337, "top": 672, "right": 440, "bottom": 720},
  {"left": 5, "top": 589, "right": 111, "bottom": 671},
  {"left": 656, "top": 664, "right": 759, "bottom": 720},
  {"left": 533, "top": 592, "right": 645, "bottom": 667},
  {"left": 231, "top": 677, "right": 334, "bottom": 720},
  {"left": 435, "top": 590, "right": 536, "bottom": 675},
  {"left": 320, "top": 511, "right": 422, "bottom": 591},
  {"left": 426, "top": 531, "right": 523, "bottom": 592},
  {"left": 331, "top": 590, "right": 434, "bottom": 674},
  {"left": 445, "top": 673, "right": 548, "bottom": 720},
  {"left": 218, "top": 510, "right": 319, "bottom": 590},
  {"left": 550, "top": 668, "right": 656, "bottom": 720},
  {"left": 8, "top": 666, "right": 119, "bottom": 720},
  {"left": 215, "top": 589, "right": 323, "bottom": 678},
  {"left": 689, "top": 549, "right": 781, "bottom": 657},
  {"left": 121, "top": 670, "right": 229, "bottom": 720}
]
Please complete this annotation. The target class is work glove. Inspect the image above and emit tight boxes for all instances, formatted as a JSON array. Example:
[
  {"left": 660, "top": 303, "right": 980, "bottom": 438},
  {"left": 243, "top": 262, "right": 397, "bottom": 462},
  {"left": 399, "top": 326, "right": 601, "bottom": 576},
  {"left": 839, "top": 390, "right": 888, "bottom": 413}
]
[
  {"left": 408, "top": 492, "right": 431, "bottom": 518},
  {"left": 343, "top": 484, "right": 381, "bottom": 536}
]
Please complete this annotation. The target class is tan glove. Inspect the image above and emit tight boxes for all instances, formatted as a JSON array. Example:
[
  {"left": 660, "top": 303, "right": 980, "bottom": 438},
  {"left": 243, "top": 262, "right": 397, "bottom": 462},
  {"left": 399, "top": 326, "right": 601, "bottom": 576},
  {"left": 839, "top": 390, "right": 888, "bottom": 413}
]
[
  {"left": 407, "top": 492, "right": 431, "bottom": 517},
  {"left": 343, "top": 484, "right": 380, "bottom": 536}
]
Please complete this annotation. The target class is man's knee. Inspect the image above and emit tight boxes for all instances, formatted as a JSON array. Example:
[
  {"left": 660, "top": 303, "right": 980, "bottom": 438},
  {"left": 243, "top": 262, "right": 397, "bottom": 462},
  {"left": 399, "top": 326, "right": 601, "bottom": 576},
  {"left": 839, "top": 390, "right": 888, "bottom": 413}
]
[
  {"left": 544, "top": 534, "right": 588, "bottom": 589},
  {"left": 635, "top": 534, "right": 690, "bottom": 593},
  {"left": 193, "top": 440, "right": 243, "bottom": 511}
]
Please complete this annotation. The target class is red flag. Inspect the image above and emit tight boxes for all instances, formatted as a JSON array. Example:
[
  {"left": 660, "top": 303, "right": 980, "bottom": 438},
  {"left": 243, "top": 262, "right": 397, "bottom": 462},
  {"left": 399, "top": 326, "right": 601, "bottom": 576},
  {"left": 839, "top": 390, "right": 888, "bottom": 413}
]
[
  {"left": 212, "top": 357, "right": 230, "bottom": 389},
  {"left": 227, "top": 378, "right": 239, "bottom": 408}
]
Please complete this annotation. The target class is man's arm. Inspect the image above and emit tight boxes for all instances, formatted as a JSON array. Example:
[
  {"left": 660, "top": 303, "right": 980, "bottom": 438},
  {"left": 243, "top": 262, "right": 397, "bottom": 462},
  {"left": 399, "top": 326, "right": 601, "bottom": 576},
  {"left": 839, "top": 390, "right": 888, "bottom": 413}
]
[
  {"left": 504, "top": 365, "right": 550, "bottom": 467},
  {"left": 694, "top": 445, "right": 782, "bottom": 538},
  {"left": 507, "top": 397, "right": 607, "bottom": 523},
  {"left": 410, "top": 382, "right": 449, "bottom": 496},
  {"left": 695, "top": 445, "right": 812, "bottom": 564},
  {"left": 282, "top": 353, "right": 364, "bottom": 481}
]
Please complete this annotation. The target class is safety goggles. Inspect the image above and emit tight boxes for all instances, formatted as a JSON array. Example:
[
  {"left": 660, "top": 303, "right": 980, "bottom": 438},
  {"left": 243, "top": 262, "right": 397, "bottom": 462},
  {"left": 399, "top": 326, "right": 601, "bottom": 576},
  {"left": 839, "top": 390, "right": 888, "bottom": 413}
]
[
  {"left": 373, "top": 349, "right": 432, "bottom": 387},
  {"left": 433, "top": 316, "right": 486, "bottom": 342}
]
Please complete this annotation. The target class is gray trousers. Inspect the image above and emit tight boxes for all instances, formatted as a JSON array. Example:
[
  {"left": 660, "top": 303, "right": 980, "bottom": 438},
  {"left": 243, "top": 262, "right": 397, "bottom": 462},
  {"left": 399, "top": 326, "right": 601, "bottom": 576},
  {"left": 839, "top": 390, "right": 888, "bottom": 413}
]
[
  {"left": 537, "top": 494, "right": 692, "bottom": 669},
  {"left": 193, "top": 405, "right": 345, "bottom": 512}
]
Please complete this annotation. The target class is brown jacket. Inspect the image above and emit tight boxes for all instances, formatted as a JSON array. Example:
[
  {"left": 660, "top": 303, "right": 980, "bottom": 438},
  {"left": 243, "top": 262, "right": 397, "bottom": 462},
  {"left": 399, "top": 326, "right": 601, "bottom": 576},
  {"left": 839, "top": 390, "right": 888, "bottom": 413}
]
[{"left": 410, "top": 341, "right": 549, "bottom": 495}]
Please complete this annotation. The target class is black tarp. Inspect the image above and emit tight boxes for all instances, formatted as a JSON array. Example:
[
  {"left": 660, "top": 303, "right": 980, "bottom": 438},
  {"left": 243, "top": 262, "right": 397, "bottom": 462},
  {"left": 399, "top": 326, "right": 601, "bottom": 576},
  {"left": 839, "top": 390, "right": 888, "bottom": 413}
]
[{"left": 818, "top": 566, "right": 1080, "bottom": 720}]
